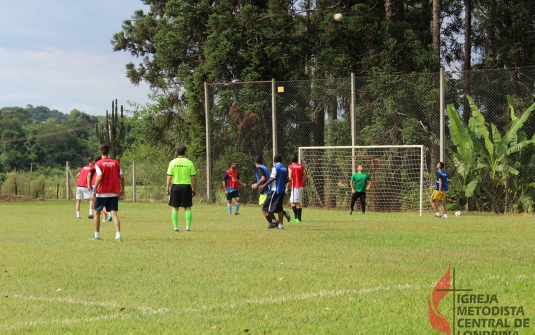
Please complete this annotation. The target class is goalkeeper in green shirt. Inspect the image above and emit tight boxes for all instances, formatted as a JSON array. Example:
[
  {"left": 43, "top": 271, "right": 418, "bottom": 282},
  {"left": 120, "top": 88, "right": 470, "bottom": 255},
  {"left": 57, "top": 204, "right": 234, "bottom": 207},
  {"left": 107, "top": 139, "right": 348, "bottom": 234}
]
[{"left": 349, "top": 164, "right": 372, "bottom": 215}]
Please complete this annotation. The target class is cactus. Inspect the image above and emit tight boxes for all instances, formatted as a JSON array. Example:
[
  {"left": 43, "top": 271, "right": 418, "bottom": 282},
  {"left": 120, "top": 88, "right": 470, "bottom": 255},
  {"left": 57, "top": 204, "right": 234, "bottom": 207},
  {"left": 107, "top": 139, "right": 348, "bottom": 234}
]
[{"left": 95, "top": 99, "right": 125, "bottom": 160}]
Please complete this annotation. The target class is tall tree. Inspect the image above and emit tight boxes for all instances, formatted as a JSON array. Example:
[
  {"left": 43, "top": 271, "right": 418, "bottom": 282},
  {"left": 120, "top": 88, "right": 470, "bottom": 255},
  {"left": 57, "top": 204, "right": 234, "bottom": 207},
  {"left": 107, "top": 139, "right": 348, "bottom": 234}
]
[
  {"left": 432, "top": 0, "right": 441, "bottom": 59},
  {"left": 462, "top": 0, "right": 472, "bottom": 123}
]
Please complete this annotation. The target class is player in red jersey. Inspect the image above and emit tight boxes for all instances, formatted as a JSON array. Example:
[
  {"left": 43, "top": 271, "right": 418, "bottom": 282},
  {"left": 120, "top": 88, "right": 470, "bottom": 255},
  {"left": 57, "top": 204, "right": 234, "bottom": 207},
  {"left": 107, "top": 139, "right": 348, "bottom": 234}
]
[
  {"left": 89, "top": 157, "right": 112, "bottom": 223},
  {"left": 75, "top": 156, "right": 95, "bottom": 219},
  {"left": 222, "top": 161, "right": 247, "bottom": 215},
  {"left": 287, "top": 154, "right": 307, "bottom": 223},
  {"left": 90, "top": 143, "right": 125, "bottom": 242}
]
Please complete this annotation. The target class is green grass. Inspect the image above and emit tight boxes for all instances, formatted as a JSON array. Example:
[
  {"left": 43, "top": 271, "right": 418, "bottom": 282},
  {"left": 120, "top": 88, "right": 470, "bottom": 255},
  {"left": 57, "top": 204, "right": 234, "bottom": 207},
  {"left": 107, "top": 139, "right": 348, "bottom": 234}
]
[{"left": 1, "top": 201, "right": 534, "bottom": 334}]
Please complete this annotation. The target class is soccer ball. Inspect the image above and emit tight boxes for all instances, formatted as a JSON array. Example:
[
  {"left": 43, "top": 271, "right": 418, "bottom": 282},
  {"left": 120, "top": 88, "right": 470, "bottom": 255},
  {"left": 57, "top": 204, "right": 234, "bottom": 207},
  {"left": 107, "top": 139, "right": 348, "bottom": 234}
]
[
  {"left": 455, "top": 211, "right": 462, "bottom": 216},
  {"left": 333, "top": 13, "right": 343, "bottom": 21}
]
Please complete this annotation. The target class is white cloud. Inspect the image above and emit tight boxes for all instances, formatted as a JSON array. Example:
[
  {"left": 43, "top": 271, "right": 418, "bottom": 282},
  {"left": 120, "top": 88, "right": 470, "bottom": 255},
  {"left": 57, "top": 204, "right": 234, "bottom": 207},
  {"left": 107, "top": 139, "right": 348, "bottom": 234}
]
[
  {"left": 0, "top": 47, "right": 151, "bottom": 116},
  {"left": 0, "top": 0, "right": 152, "bottom": 116}
]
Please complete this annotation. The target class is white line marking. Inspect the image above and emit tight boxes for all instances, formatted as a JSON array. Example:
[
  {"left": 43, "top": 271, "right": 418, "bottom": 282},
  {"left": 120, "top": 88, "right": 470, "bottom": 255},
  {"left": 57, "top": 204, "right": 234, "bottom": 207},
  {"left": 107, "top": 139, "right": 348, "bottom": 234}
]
[{"left": 1, "top": 276, "right": 530, "bottom": 331}]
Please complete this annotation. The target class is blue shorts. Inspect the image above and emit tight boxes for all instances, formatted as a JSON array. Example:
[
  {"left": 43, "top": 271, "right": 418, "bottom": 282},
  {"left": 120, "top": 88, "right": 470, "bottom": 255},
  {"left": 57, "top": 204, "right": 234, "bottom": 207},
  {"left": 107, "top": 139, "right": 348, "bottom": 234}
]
[
  {"left": 226, "top": 190, "right": 241, "bottom": 200},
  {"left": 94, "top": 196, "right": 119, "bottom": 212}
]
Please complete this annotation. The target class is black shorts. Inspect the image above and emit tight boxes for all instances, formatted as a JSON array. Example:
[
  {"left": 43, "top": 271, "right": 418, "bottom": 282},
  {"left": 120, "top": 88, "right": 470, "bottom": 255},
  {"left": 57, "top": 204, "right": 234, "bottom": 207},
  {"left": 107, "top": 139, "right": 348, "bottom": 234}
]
[
  {"left": 169, "top": 184, "right": 193, "bottom": 208},
  {"left": 94, "top": 196, "right": 119, "bottom": 212},
  {"left": 226, "top": 190, "right": 241, "bottom": 200},
  {"left": 262, "top": 191, "right": 284, "bottom": 213}
]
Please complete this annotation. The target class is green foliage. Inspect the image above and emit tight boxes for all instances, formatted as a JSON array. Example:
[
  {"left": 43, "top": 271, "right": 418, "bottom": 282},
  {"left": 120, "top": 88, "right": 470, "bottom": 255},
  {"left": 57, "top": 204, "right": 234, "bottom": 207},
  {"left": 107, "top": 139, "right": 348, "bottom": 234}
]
[
  {"left": 25, "top": 105, "right": 68, "bottom": 123},
  {"left": 0, "top": 105, "right": 98, "bottom": 173},
  {"left": 447, "top": 95, "right": 535, "bottom": 212},
  {"left": 111, "top": 0, "right": 439, "bottom": 170},
  {"left": 30, "top": 175, "right": 47, "bottom": 198},
  {"left": 1, "top": 171, "right": 18, "bottom": 194}
]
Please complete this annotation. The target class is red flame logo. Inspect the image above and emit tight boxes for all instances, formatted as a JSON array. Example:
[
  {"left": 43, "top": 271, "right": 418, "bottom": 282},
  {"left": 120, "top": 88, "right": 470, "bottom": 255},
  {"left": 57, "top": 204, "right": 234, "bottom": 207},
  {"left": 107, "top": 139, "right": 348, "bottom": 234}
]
[{"left": 428, "top": 266, "right": 451, "bottom": 335}]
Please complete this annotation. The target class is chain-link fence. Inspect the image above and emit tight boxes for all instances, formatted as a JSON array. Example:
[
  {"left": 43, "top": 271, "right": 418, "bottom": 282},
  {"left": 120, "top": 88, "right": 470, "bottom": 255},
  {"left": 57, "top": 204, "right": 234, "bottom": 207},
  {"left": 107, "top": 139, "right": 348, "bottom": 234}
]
[
  {"left": 205, "top": 66, "right": 535, "bottom": 213},
  {"left": 3, "top": 66, "right": 535, "bottom": 213},
  {"left": 445, "top": 66, "right": 535, "bottom": 213}
]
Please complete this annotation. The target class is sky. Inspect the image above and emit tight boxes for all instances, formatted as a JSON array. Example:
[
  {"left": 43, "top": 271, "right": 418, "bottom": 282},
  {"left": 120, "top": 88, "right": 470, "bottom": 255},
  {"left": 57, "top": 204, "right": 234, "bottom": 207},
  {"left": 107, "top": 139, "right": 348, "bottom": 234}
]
[{"left": 0, "top": 0, "right": 152, "bottom": 116}]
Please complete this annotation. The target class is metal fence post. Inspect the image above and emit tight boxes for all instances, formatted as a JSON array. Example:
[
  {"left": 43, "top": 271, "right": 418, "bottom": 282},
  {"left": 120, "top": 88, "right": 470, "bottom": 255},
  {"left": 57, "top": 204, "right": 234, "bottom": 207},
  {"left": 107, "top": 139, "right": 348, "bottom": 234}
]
[
  {"left": 351, "top": 73, "right": 356, "bottom": 174},
  {"left": 66, "top": 161, "right": 70, "bottom": 200},
  {"left": 204, "top": 81, "right": 212, "bottom": 203},
  {"left": 272, "top": 78, "right": 277, "bottom": 156},
  {"left": 440, "top": 67, "right": 445, "bottom": 162},
  {"left": 132, "top": 161, "right": 136, "bottom": 202}
]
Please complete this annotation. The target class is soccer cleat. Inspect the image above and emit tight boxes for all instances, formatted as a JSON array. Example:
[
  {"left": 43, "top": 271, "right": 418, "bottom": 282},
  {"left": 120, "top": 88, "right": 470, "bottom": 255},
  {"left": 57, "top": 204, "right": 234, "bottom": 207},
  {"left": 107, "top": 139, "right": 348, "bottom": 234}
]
[
  {"left": 235, "top": 213, "right": 241, "bottom": 216},
  {"left": 435, "top": 214, "right": 441, "bottom": 219},
  {"left": 107, "top": 214, "right": 112, "bottom": 222},
  {"left": 89, "top": 237, "right": 101, "bottom": 241},
  {"left": 292, "top": 218, "right": 300, "bottom": 223},
  {"left": 186, "top": 229, "right": 191, "bottom": 232},
  {"left": 268, "top": 220, "right": 278, "bottom": 229},
  {"left": 174, "top": 229, "right": 179, "bottom": 232},
  {"left": 349, "top": 210, "right": 353, "bottom": 215},
  {"left": 443, "top": 214, "right": 449, "bottom": 219},
  {"left": 284, "top": 210, "right": 291, "bottom": 222},
  {"left": 362, "top": 212, "right": 365, "bottom": 215},
  {"left": 115, "top": 237, "right": 123, "bottom": 242},
  {"left": 277, "top": 224, "right": 284, "bottom": 230},
  {"left": 77, "top": 217, "right": 81, "bottom": 219},
  {"left": 88, "top": 215, "right": 94, "bottom": 219}
]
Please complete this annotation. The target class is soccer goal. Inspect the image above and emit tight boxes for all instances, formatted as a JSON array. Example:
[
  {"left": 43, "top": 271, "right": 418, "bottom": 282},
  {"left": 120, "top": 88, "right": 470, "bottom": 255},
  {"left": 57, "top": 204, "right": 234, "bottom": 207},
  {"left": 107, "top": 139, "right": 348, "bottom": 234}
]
[{"left": 298, "top": 145, "right": 426, "bottom": 215}]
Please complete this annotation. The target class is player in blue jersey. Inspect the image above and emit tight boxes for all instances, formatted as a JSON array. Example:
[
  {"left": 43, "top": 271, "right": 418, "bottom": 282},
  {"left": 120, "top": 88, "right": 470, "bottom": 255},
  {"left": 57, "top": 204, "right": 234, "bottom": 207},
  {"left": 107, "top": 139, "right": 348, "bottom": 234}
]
[
  {"left": 258, "top": 155, "right": 290, "bottom": 229},
  {"left": 251, "top": 156, "right": 271, "bottom": 205},
  {"left": 429, "top": 161, "right": 449, "bottom": 219}
]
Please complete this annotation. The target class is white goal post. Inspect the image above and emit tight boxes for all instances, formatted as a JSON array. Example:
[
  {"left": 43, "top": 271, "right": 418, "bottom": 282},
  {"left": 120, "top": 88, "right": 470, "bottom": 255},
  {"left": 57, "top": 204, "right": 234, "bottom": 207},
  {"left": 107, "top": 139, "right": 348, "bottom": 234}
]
[{"left": 298, "top": 145, "right": 426, "bottom": 216}]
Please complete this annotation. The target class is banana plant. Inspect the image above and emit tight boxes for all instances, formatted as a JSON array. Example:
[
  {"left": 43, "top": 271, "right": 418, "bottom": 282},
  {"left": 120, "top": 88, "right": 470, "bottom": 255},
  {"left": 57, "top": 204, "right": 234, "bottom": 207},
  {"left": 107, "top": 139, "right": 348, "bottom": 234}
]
[
  {"left": 95, "top": 99, "right": 125, "bottom": 160},
  {"left": 447, "top": 95, "right": 535, "bottom": 213}
]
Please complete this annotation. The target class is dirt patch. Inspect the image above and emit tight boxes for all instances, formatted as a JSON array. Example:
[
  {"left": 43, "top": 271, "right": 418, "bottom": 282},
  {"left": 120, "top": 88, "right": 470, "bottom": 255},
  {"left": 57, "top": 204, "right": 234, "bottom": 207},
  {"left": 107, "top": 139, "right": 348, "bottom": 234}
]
[{"left": 0, "top": 194, "right": 34, "bottom": 202}]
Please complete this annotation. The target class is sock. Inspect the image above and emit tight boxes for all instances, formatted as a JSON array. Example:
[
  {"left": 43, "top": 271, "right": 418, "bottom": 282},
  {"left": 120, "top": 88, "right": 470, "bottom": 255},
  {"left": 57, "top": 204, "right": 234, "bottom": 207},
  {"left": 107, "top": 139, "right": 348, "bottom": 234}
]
[
  {"left": 115, "top": 232, "right": 121, "bottom": 239},
  {"left": 185, "top": 210, "right": 192, "bottom": 230},
  {"left": 76, "top": 211, "right": 80, "bottom": 218},
  {"left": 227, "top": 204, "right": 232, "bottom": 215},
  {"left": 292, "top": 206, "right": 297, "bottom": 218},
  {"left": 94, "top": 232, "right": 100, "bottom": 238},
  {"left": 235, "top": 203, "right": 240, "bottom": 214},
  {"left": 436, "top": 212, "right": 441, "bottom": 217},
  {"left": 89, "top": 209, "right": 93, "bottom": 215},
  {"left": 265, "top": 215, "right": 272, "bottom": 225},
  {"left": 297, "top": 208, "right": 302, "bottom": 220},
  {"left": 172, "top": 210, "right": 178, "bottom": 229}
]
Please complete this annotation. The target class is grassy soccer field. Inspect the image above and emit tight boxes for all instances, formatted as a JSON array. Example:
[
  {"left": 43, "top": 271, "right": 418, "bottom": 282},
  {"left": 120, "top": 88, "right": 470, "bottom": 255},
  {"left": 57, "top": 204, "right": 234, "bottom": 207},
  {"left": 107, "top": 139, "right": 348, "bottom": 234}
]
[{"left": 0, "top": 201, "right": 534, "bottom": 334}]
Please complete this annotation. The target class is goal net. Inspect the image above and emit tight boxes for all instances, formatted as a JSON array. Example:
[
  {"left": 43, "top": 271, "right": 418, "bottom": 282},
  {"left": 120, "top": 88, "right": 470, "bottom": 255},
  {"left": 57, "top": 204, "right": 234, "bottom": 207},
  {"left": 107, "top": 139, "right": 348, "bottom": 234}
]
[{"left": 298, "top": 145, "right": 426, "bottom": 215}]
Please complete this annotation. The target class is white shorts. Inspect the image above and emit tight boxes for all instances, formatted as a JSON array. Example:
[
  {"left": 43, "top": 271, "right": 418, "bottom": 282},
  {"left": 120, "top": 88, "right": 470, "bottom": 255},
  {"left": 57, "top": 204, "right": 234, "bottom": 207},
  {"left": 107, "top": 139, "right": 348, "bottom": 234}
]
[
  {"left": 76, "top": 187, "right": 92, "bottom": 200},
  {"left": 289, "top": 187, "right": 304, "bottom": 203}
]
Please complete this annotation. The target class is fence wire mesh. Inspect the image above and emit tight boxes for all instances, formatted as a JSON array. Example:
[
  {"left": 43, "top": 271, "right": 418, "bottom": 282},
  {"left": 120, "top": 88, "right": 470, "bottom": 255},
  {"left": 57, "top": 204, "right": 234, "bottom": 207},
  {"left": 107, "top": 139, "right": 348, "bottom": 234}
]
[
  {"left": 205, "top": 66, "right": 535, "bottom": 213},
  {"left": 3, "top": 66, "right": 535, "bottom": 213}
]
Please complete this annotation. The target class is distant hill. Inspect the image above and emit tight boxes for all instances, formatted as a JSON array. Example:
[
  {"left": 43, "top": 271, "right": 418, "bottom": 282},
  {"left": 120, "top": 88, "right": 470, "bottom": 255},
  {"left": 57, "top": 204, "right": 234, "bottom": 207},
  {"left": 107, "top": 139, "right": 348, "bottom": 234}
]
[{"left": 25, "top": 105, "right": 68, "bottom": 122}]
